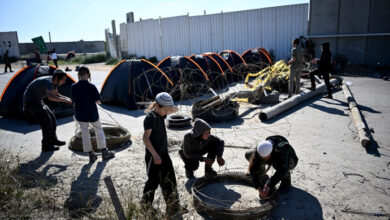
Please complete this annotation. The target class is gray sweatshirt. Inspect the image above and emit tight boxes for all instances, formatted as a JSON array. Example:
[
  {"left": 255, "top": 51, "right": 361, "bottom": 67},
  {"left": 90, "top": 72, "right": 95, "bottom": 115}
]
[{"left": 181, "top": 118, "right": 224, "bottom": 161}]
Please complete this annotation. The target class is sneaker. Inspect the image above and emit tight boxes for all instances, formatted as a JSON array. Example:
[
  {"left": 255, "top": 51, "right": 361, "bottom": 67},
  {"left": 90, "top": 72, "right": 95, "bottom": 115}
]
[
  {"left": 185, "top": 169, "right": 194, "bottom": 178},
  {"left": 102, "top": 149, "right": 115, "bottom": 160},
  {"left": 205, "top": 165, "right": 217, "bottom": 178},
  {"left": 89, "top": 152, "right": 98, "bottom": 163},
  {"left": 53, "top": 139, "right": 66, "bottom": 146},
  {"left": 324, "top": 94, "right": 333, "bottom": 99},
  {"left": 42, "top": 145, "right": 59, "bottom": 152}
]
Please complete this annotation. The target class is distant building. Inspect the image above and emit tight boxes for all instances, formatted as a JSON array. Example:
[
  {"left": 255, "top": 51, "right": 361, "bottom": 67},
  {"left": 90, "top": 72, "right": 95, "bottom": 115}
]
[{"left": 0, "top": 31, "right": 20, "bottom": 58}]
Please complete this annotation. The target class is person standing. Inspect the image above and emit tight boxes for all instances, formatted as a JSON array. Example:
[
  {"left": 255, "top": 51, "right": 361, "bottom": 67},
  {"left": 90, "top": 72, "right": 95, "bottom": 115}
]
[
  {"left": 23, "top": 69, "right": 73, "bottom": 152},
  {"left": 3, "top": 50, "right": 13, "bottom": 72},
  {"left": 179, "top": 118, "right": 225, "bottom": 179},
  {"left": 245, "top": 135, "right": 298, "bottom": 199},
  {"left": 51, "top": 49, "right": 58, "bottom": 67},
  {"left": 34, "top": 49, "right": 42, "bottom": 64},
  {"left": 309, "top": 42, "right": 333, "bottom": 99},
  {"left": 287, "top": 38, "right": 304, "bottom": 98},
  {"left": 141, "top": 92, "right": 187, "bottom": 218},
  {"left": 71, "top": 66, "right": 115, "bottom": 163}
]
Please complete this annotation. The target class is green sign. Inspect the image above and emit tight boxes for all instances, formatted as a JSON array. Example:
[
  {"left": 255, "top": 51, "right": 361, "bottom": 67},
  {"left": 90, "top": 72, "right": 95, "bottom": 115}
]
[{"left": 31, "top": 36, "right": 47, "bottom": 53}]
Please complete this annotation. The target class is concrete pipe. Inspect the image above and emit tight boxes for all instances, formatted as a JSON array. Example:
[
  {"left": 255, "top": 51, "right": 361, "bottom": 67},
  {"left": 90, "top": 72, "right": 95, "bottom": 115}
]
[
  {"left": 259, "top": 77, "right": 342, "bottom": 121},
  {"left": 342, "top": 83, "right": 371, "bottom": 147}
]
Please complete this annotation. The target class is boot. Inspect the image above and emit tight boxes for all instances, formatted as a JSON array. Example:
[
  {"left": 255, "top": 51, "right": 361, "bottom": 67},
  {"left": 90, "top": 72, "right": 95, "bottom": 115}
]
[
  {"left": 324, "top": 94, "right": 333, "bottom": 99},
  {"left": 166, "top": 203, "right": 188, "bottom": 218},
  {"left": 42, "top": 144, "right": 59, "bottom": 152},
  {"left": 185, "top": 169, "right": 194, "bottom": 178},
  {"left": 102, "top": 149, "right": 115, "bottom": 160},
  {"left": 205, "top": 165, "right": 217, "bottom": 178},
  {"left": 53, "top": 139, "right": 66, "bottom": 146},
  {"left": 89, "top": 152, "right": 98, "bottom": 163}
]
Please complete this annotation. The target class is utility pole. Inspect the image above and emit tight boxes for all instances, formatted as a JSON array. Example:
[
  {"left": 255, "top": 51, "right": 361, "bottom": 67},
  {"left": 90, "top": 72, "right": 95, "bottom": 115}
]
[{"left": 48, "top": 32, "right": 51, "bottom": 43}]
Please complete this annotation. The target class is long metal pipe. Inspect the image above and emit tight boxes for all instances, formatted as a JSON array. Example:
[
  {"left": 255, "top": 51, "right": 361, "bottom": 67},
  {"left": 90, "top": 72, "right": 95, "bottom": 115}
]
[{"left": 259, "top": 77, "right": 342, "bottom": 121}]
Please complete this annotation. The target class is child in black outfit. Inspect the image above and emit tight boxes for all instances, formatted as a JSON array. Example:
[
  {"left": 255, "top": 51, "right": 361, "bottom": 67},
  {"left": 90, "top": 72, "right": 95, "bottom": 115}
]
[{"left": 141, "top": 92, "right": 186, "bottom": 218}]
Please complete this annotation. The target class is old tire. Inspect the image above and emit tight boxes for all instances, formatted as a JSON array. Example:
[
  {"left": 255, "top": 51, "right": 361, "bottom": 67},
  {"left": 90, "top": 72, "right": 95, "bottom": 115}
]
[
  {"left": 192, "top": 100, "right": 239, "bottom": 123},
  {"left": 166, "top": 114, "right": 191, "bottom": 128},
  {"left": 192, "top": 172, "right": 279, "bottom": 220},
  {"left": 68, "top": 126, "right": 131, "bottom": 152}
]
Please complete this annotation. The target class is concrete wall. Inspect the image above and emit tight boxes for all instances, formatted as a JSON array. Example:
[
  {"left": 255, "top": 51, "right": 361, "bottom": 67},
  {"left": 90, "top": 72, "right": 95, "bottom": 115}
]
[
  {"left": 0, "top": 32, "right": 20, "bottom": 58},
  {"left": 19, "top": 40, "right": 105, "bottom": 55},
  {"left": 309, "top": 0, "right": 390, "bottom": 65}
]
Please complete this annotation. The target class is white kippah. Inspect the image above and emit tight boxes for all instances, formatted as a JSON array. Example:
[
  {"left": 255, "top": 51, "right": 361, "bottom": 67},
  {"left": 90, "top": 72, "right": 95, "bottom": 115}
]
[
  {"left": 257, "top": 140, "right": 273, "bottom": 157},
  {"left": 155, "top": 92, "right": 174, "bottom": 107}
]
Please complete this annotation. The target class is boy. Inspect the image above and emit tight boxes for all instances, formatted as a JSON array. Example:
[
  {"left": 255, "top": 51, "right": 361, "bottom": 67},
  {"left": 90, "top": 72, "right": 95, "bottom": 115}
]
[
  {"left": 71, "top": 66, "right": 114, "bottom": 162},
  {"left": 179, "top": 118, "right": 225, "bottom": 178},
  {"left": 245, "top": 135, "right": 298, "bottom": 198}
]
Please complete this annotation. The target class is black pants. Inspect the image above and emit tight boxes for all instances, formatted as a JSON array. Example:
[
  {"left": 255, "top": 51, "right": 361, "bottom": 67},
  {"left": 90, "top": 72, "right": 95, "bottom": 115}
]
[
  {"left": 53, "top": 59, "right": 58, "bottom": 68},
  {"left": 24, "top": 101, "right": 57, "bottom": 147},
  {"left": 310, "top": 69, "right": 332, "bottom": 96},
  {"left": 179, "top": 143, "right": 218, "bottom": 171},
  {"left": 4, "top": 63, "right": 12, "bottom": 72},
  {"left": 141, "top": 152, "right": 180, "bottom": 211}
]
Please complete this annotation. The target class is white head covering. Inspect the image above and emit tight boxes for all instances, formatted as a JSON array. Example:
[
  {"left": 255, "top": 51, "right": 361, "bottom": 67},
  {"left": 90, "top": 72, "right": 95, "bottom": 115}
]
[
  {"left": 155, "top": 92, "right": 175, "bottom": 107},
  {"left": 257, "top": 140, "right": 273, "bottom": 157}
]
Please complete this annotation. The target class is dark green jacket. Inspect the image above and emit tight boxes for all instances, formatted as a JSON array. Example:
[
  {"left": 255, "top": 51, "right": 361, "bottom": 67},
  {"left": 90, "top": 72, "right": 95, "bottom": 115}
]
[{"left": 249, "top": 135, "right": 298, "bottom": 189}]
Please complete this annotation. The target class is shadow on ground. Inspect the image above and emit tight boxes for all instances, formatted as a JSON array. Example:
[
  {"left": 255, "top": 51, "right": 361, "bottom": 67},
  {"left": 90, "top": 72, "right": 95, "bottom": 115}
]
[
  {"left": 18, "top": 151, "right": 67, "bottom": 188},
  {"left": 64, "top": 161, "right": 108, "bottom": 218},
  {"left": 271, "top": 187, "right": 323, "bottom": 219}
]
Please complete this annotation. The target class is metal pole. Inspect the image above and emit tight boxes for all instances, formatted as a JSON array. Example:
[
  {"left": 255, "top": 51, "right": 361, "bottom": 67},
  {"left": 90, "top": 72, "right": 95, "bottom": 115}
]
[{"left": 259, "top": 77, "right": 342, "bottom": 121}]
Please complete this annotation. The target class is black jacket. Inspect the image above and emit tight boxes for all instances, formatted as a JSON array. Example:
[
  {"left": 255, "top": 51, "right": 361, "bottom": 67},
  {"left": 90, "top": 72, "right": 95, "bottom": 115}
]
[
  {"left": 318, "top": 50, "right": 332, "bottom": 73},
  {"left": 249, "top": 135, "right": 298, "bottom": 189}
]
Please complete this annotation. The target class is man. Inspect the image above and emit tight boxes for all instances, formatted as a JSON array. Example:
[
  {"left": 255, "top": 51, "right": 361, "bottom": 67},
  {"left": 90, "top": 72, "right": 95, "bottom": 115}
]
[
  {"left": 309, "top": 42, "right": 333, "bottom": 99},
  {"left": 23, "top": 69, "right": 73, "bottom": 152},
  {"left": 3, "top": 50, "right": 13, "bottom": 72},
  {"left": 179, "top": 118, "right": 225, "bottom": 179},
  {"left": 245, "top": 135, "right": 298, "bottom": 198},
  {"left": 287, "top": 38, "right": 304, "bottom": 98}
]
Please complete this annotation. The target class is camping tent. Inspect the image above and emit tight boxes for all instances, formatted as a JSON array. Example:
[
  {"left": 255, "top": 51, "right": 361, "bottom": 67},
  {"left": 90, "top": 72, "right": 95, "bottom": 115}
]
[
  {"left": 241, "top": 48, "right": 272, "bottom": 73},
  {"left": 0, "top": 65, "right": 75, "bottom": 118},
  {"left": 157, "top": 56, "right": 211, "bottom": 100},
  {"left": 242, "top": 48, "right": 272, "bottom": 66},
  {"left": 100, "top": 59, "right": 174, "bottom": 109},
  {"left": 218, "top": 50, "right": 248, "bottom": 82},
  {"left": 189, "top": 54, "right": 227, "bottom": 90}
]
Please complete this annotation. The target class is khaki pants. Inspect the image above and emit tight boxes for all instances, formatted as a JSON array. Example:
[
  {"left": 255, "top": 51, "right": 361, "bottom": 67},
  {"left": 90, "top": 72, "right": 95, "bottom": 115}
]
[
  {"left": 78, "top": 120, "right": 106, "bottom": 152},
  {"left": 289, "top": 68, "right": 302, "bottom": 97}
]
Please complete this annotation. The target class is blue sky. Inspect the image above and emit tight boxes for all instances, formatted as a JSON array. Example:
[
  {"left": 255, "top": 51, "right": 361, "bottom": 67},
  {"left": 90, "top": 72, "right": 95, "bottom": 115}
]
[{"left": 0, "top": 0, "right": 308, "bottom": 43}]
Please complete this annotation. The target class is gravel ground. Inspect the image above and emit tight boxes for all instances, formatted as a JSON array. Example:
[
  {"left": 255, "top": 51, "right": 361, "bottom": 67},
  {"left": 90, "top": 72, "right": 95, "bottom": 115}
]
[{"left": 0, "top": 64, "right": 389, "bottom": 219}]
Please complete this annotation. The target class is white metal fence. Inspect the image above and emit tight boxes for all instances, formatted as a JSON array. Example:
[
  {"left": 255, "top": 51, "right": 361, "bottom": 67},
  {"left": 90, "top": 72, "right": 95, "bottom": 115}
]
[{"left": 120, "top": 3, "right": 308, "bottom": 61}]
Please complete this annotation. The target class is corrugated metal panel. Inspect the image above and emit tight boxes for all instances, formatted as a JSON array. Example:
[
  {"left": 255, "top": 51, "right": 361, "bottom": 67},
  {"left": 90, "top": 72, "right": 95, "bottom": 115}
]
[
  {"left": 119, "top": 23, "right": 128, "bottom": 53},
  {"left": 121, "top": 4, "right": 308, "bottom": 61}
]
